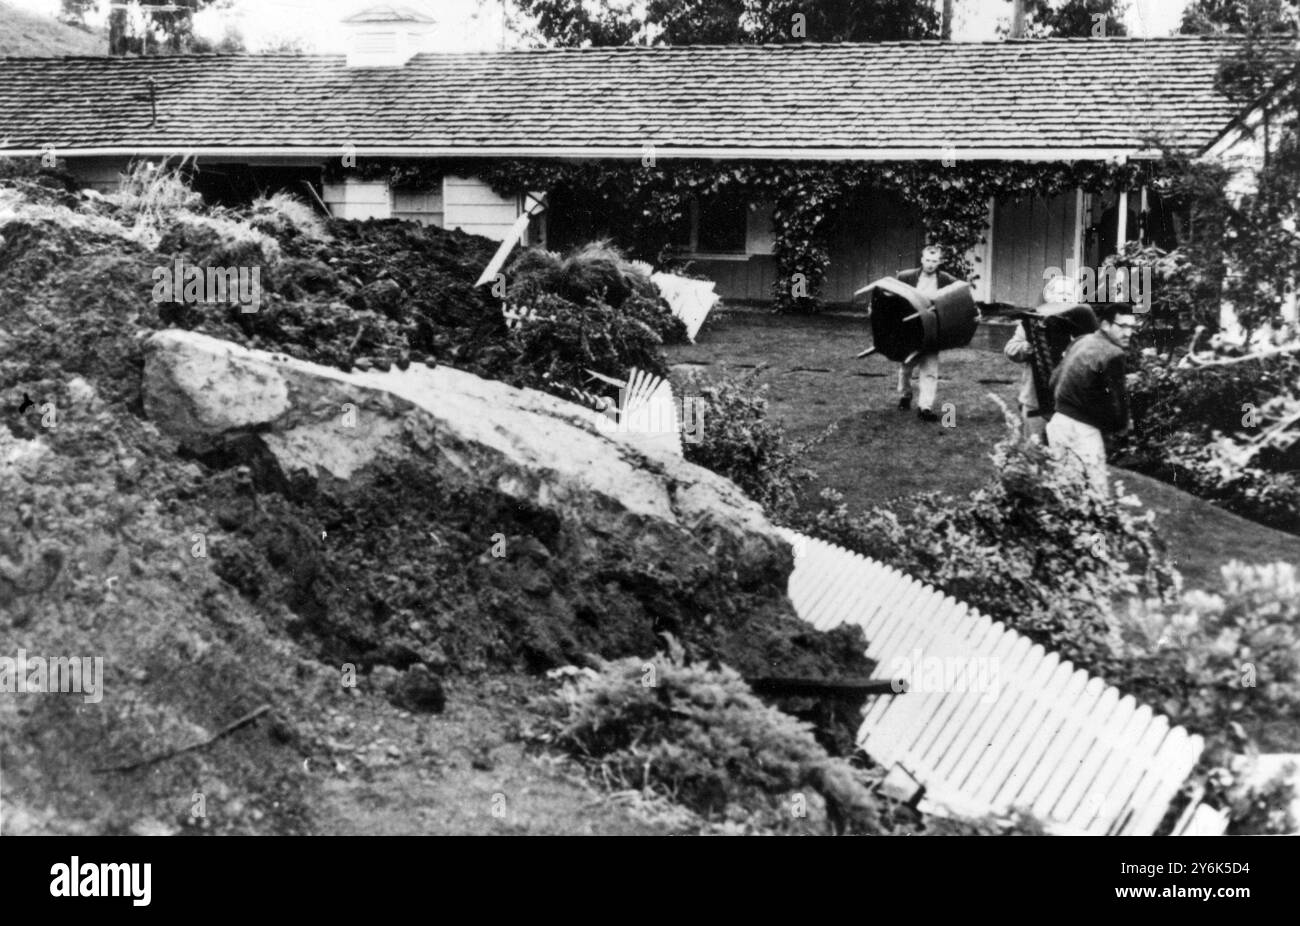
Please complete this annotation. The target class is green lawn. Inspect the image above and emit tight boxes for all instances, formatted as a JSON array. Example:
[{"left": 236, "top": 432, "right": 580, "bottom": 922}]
[{"left": 666, "top": 308, "right": 1300, "bottom": 590}]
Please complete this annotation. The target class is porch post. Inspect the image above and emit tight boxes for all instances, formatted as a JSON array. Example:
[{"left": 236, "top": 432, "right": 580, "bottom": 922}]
[
  {"left": 1139, "top": 185, "right": 1149, "bottom": 245},
  {"left": 1072, "top": 188, "right": 1084, "bottom": 285},
  {"left": 1116, "top": 189, "right": 1129, "bottom": 253},
  {"left": 981, "top": 196, "right": 995, "bottom": 302}
]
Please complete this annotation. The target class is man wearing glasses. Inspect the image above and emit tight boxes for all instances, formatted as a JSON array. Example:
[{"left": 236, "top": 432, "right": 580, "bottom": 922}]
[{"left": 1046, "top": 303, "right": 1138, "bottom": 495}]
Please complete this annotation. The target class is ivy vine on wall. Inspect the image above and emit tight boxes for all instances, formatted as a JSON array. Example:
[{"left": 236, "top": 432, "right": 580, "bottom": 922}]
[{"left": 328, "top": 156, "right": 1173, "bottom": 311}]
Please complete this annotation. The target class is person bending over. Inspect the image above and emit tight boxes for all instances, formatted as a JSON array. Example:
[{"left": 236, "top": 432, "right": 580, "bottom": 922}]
[{"left": 1046, "top": 302, "right": 1138, "bottom": 494}]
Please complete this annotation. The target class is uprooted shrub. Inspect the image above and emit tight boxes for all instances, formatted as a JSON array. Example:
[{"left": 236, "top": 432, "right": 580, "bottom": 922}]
[
  {"left": 506, "top": 241, "right": 685, "bottom": 339},
  {"left": 249, "top": 191, "right": 329, "bottom": 243},
  {"left": 503, "top": 292, "right": 674, "bottom": 392},
  {"left": 528, "top": 651, "right": 887, "bottom": 835}
]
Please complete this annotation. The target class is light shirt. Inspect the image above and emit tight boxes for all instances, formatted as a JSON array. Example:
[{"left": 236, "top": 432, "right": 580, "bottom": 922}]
[{"left": 915, "top": 271, "right": 940, "bottom": 297}]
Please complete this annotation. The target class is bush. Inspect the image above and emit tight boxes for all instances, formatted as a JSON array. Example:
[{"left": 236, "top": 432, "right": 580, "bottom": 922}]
[
  {"left": 1119, "top": 350, "right": 1300, "bottom": 533},
  {"left": 530, "top": 650, "right": 1052, "bottom": 835},
  {"left": 1121, "top": 561, "right": 1300, "bottom": 743},
  {"left": 529, "top": 651, "right": 886, "bottom": 834},
  {"left": 1123, "top": 349, "right": 1300, "bottom": 454},
  {"left": 794, "top": 407, "right": 1180, "bottom": 674},
  {"left": 1222, "top": 764, "right": 1297, "bottom": 836},
  {"left": 681, "top": 372, "right": 828, "bottom": 520}
]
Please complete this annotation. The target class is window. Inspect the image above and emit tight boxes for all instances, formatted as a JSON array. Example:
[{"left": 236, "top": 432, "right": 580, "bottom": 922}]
[
  {"left": 669, "top": 193, "right": 774, "bottom": 257},
  {"left": 696, "top": 192, "right": 748, "bottom": 254}
]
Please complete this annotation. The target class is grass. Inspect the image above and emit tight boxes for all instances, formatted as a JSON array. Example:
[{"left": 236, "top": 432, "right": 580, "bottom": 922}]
[{"left": 666, "top": 308, "right": 1300, "bottom": 590}]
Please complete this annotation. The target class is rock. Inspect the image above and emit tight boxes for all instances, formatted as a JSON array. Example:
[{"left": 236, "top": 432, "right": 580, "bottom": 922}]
[
  {"left": 142, "top": 329, "right": 785, "bottom": 560},
  {"left": 389, "top": 665, "right": 446, "bottom": 714},
  {"left": 140, "top": 329, "right": 852, "bottom": 679}
]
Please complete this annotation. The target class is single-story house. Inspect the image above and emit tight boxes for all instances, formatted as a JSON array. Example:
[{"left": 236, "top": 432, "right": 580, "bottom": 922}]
[{"left": 0, "top": 5, "right": 1274, "bottom": 309}]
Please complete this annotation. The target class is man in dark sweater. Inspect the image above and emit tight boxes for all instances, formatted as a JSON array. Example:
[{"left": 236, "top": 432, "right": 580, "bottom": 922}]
[
  {"left": 895, "top": 246, "right": 961, "bottom": 422},
  {"left": 1046, "top": 303, "right": 1138, "bottom": 494}
]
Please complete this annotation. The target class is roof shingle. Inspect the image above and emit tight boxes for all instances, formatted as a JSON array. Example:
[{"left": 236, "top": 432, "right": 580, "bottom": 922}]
[{"left": 0, "top": 38, "right": 1257, "bottom": 157}]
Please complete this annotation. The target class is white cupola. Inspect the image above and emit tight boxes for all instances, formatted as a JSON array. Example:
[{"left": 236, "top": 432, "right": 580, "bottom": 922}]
[{"left": 342, "top": 4, "right": 436, "bottom": 68}]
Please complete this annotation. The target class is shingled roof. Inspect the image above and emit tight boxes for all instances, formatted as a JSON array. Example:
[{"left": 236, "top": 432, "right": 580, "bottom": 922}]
[{"left": 0, "top": 37, "right": 1257, "bottom": 160}]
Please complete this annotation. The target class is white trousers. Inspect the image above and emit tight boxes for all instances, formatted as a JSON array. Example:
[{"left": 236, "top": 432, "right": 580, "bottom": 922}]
[
  {"left": 1022, "top": 406, "right": 1047, "bottom": 444},
  {"left": 1046, "top": 413, "right": 1109, "bottom": 494},
  {"left": 898, "top": 352, "right": 939, "bottom": 411}
]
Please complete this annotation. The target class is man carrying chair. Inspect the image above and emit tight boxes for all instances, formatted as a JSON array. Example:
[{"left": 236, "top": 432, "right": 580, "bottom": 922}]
[{"left": 894, "top": 246, "right": 961, "bottom": 422}]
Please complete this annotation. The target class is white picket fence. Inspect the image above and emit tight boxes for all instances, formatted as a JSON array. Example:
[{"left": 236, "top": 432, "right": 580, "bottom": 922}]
[{"left": 778, "top": 528, "right": 1210, "bottom": 835}]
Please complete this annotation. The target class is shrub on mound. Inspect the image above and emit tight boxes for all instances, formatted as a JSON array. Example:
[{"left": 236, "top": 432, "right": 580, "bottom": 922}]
[
  {"left": 530, "top": 651, "right": 886, "bottom": 835},
  {"left": 505, "top": 240, "right": 686, "bottom": 345}
]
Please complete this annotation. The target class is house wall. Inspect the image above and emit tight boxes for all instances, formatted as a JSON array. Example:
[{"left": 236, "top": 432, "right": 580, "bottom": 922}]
[
  {"left": 989, "top": 192, "right": 1078, "bottom": 309},
  {"left": 442, "top": 175, "right": 521, "bottom": 241},
  {"left": 392, "top": 187, "right": 445, "bottom": 226},
  {"left": 687, "top": 256, "right": 779, "bottom": 302},
  {"left": 321, "top": 179, "right": 391, "bottom": 220},
  {"left": 824, "top": 193, "right": 927, "bottom": 304}
]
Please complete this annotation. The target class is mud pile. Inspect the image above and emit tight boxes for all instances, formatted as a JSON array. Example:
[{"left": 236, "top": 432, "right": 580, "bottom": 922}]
[{"left": 0, "top": 165, "right": 868, "bottom": 834}]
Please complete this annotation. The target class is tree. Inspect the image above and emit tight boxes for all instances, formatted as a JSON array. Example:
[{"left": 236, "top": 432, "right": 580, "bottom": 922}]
[
  {"left": 256, "top": 35, "right": 315, "bottom": 55},
  {"left": 58, "top": 0, "right": 97, "bottom": 28},
  {"left": 103, "top": 0, "right": 224, "bottom": 56},
  {"left": 1180, "top": 0, "right": 1299, "bottom": 34},
  {"left": 1011, "top": 0, "right": 1128, "bottom": 38},
  {"left": 1207, "top": 0, "right": 1300, "bottom": 336},
  {"left": 510, "top": 0, "right": 940, "bottom": 47},
  {"left": 191, "top": 23, "right": 246, "bottom": 54},
  {"left": 511, "top": 0, "right": 643, "bottom": 47},
  {"left": 751, "top": 0, "right": 941, "bottom": 42}
]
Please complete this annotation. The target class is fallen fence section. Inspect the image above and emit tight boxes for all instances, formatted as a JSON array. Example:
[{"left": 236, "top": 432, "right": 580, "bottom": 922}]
[
  {"left": 650, "top": 271, "right": 718, "bottom": 343},
  {"left": 777, "top": 527, "right": 1211, "bottom": 836}
]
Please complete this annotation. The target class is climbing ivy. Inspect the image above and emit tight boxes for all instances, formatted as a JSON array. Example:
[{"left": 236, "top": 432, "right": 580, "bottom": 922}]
[{"left": 329, "top": 155, "right": 1176, "bottom": 311}]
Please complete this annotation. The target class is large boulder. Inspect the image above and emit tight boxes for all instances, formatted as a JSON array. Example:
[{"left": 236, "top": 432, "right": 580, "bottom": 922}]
[{"left": 141, "top": 329, "right": 859, "bottom": 678}]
